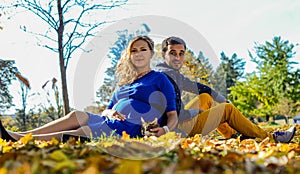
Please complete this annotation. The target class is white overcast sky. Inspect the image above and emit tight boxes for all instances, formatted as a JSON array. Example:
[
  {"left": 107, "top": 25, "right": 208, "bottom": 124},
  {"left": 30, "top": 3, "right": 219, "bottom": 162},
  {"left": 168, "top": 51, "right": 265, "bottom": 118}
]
[{"left": 1, "top": 0, "right": 300, "bottom": 112}]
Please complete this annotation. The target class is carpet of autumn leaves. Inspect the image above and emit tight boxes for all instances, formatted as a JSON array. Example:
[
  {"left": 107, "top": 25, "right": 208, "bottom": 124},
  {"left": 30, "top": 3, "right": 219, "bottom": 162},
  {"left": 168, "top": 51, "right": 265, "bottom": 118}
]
[{"left": 0, "top": 124, "right": 300, "bottom": 174}]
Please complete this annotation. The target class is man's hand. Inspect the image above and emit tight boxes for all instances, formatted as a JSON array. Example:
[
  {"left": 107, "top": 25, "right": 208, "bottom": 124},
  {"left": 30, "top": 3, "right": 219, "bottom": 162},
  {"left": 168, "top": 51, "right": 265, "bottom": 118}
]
[
  {"left": 150, "top": 127, "right": 166, "bottom": 137},
  {"left": 102, "top": 109, "right": 126, "bottom": 121},
  {"left": 197, "top": 108, "right": 204, "bottom": 114}
]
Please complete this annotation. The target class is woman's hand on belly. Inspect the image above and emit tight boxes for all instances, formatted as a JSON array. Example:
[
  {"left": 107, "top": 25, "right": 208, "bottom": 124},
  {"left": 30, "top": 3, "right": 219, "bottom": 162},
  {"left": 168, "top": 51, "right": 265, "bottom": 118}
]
[{"left": 102, "top": 109, "right": 126, "bottom": 121}]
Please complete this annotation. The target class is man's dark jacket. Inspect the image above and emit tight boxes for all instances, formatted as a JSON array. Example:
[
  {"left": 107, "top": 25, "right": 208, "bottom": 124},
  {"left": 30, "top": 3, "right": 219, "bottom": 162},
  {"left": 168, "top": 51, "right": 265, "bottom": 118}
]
[{"left": 155, "top": 62, "right": 226, "bottom": 122}]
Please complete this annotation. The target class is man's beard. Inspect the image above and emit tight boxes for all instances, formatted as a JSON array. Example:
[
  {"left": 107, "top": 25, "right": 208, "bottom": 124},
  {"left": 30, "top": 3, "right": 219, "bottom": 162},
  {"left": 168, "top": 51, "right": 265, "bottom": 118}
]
[{"left": 172, "top": 61, "right": 182, "bottom": 69}]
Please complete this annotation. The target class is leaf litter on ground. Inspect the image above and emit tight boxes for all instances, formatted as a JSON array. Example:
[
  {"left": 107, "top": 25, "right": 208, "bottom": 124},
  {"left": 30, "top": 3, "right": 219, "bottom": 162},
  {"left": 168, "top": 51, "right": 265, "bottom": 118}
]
[{"left": 0, "top": 124, "right": 299, "bottom": 173}]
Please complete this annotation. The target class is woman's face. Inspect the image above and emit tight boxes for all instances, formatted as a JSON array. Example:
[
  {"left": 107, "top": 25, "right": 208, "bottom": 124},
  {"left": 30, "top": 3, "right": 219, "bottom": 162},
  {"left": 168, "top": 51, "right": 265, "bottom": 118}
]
[{"left": 130, "top": 39, "right": 153, "bottom": 72}]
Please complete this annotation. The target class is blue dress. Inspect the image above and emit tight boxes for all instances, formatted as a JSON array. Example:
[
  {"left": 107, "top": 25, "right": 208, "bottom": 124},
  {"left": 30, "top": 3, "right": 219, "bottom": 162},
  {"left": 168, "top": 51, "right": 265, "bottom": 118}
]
[{"left": 87, "top": 70, "right": 176, "bottom": 138}]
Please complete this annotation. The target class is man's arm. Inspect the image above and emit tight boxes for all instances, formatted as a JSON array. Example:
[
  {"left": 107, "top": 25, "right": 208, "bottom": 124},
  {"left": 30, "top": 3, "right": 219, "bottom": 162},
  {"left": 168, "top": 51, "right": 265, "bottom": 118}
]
[{"left": 182, "top": 75, "right": 226, "bottom": 103}]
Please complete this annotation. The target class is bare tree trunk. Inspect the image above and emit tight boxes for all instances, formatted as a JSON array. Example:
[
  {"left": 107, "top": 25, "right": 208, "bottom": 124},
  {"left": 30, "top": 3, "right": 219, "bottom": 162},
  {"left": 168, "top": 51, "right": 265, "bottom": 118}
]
[
  {"left": 21, "top": 86, "right": 27, "bottom": 130},
  {"left": 284, "top": 114, "right": 289, "bottom": 124},
  {"left": 7, "top": 0, "right": 128, "bottom": 116},
  {"left": 57, "top": 0, "right": 70, "bottom": 114}
]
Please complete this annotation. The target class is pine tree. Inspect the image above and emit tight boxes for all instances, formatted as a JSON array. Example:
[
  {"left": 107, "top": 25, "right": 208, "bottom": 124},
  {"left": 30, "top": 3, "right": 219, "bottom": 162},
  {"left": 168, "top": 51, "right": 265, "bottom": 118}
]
[
  {"left": 0, "top": 59, "right": 19, "bottom": 112},
  {"left": 229, "top": 36, "right": 299, "bottom": 118},
  {"left": 212, "top": 52, "right": 245, "bottom": 97},
  {"left": 197, "top": 51, "right": 214, "bottom": 85},
  {"left": 211, "top": 66, "right": 227, "bottom": 97}
]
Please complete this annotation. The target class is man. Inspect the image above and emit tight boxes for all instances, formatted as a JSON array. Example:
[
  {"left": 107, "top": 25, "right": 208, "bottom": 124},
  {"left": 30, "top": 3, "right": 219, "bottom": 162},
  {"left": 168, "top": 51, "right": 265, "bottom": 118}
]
[{"left": 155, "top": 36, "right": 236, "bottom": 138}]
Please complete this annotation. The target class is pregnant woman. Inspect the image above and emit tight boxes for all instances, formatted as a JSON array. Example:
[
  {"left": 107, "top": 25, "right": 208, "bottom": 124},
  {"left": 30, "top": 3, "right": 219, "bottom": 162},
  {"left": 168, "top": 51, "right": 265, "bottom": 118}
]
[{"left": 0, "top": 35, "right": 178, "bottom": 141}]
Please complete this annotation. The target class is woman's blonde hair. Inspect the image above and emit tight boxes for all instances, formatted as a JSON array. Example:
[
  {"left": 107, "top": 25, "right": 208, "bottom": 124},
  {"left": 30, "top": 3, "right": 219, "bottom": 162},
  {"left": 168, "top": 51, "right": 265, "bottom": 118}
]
[{"left": 116, "top": 35, "right": 154, "bottom": 86}]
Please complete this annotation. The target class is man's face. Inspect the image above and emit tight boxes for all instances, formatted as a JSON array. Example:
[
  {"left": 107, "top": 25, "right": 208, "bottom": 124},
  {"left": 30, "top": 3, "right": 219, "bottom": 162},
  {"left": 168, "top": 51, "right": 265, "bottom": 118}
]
[{"left": 162, "top": 44, "right": 185, "bottom": 70}]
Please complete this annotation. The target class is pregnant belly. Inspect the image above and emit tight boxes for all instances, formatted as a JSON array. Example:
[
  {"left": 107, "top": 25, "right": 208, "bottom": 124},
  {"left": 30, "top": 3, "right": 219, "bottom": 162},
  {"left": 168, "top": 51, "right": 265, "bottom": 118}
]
[{"left": 112, "top": 98, "right": 162, "bottom": 123}]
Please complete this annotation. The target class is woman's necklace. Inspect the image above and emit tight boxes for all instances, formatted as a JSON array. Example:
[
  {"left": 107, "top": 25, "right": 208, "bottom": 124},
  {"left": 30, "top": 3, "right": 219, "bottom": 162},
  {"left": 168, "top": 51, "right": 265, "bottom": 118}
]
[{"left": 137, "top": 70, "right": 151, "bottom": 78}]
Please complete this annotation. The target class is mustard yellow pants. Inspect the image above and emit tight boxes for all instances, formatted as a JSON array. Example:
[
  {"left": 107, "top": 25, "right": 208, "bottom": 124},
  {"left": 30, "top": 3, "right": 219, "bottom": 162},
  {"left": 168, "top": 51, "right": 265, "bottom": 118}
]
[{"left": 177, "top": 93, "right": 269, "bottom": 139}]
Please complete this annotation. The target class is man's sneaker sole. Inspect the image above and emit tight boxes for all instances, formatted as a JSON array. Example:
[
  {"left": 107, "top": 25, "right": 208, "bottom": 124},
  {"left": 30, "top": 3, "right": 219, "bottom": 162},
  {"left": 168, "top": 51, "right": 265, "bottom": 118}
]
[{"left": 274, "top": 126, "right": 296, "bottom": 143}]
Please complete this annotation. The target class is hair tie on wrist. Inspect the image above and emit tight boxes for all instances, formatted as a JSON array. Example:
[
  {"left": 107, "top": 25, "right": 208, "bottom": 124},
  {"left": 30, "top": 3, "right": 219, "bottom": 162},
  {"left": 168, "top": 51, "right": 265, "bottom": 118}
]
[{"left": 163, "top": 126, "right": 170, "bottom": 133}]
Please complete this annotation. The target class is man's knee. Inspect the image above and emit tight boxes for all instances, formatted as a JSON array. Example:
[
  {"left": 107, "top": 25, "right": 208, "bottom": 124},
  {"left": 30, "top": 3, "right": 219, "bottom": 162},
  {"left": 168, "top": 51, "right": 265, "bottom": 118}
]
[
  {"left": 198, "top": 93, "right": 213, "bottom": 109},
  {"left": 198, "top": 93, "right": 212, "bottom": 100},
  {"left": 224, "top": 103, "right": 235, "bottom": 110}
]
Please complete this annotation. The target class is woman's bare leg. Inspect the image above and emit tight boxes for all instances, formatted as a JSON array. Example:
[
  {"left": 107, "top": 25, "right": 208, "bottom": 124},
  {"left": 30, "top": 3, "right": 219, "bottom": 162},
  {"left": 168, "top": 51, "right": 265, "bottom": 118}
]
[
  {"left": 8, "top": 125, "right": 92, "bottom": 141},
  {"left": 19, "top": 111, "right": 90, "bottom": 134}
]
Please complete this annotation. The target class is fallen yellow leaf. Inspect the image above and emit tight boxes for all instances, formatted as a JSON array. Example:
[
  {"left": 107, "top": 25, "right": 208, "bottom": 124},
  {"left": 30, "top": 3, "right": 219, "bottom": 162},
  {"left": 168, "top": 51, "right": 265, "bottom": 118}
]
[
  {"left": 121, "top": 131, "right": 130, "bottom": 140},
  {"left": 0, "top": 167, "right": 7, "bottom": 174},
  {"left": 114, "top": 159, "right": 142, "bottom": 174},
  {"left": 20, "top": 133, "right": 33, "bottom": 145}
]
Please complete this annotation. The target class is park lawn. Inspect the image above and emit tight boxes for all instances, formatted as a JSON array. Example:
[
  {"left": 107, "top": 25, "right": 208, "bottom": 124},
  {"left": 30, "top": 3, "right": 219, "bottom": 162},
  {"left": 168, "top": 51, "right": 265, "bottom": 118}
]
[{"left": 0, "top": 124, "right": 299, "bottom": 174}]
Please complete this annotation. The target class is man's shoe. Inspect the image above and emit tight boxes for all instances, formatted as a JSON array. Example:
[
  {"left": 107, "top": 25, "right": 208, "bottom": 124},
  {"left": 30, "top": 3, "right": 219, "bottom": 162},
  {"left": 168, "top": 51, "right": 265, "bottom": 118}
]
[
  {"left": 273, "top": 126, "right": 296, "bottom": 143},
  {"left": 231, "top": 133, "right": 254, "bottom": 141},
  {"left": 230, "top": 133, "right": 240, "bottom": 138}
]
